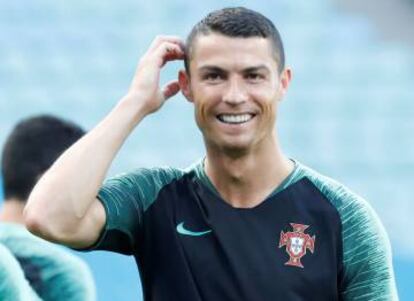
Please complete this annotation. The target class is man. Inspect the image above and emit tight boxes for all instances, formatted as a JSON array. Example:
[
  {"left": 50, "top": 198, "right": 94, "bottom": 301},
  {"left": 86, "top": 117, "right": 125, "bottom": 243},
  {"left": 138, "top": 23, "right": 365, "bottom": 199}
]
[
  {"left": 25, "top": 7, "right": 398, "bottom": 300},
  {"left": 0, "top": 115, "right": 95, "bottom": 300}
]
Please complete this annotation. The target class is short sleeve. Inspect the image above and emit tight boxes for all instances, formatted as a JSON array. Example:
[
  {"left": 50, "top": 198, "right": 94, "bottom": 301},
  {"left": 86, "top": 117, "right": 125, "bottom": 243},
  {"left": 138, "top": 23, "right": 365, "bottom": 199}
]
[
  {"left": 299, "top": 164, "right": 399, "bottom": 300},
  {"left": 338, "top": 198, "right": 399, "bottom": 300},
  {"left": 87, "top": 167, "right": 183, "bottom": 255}
]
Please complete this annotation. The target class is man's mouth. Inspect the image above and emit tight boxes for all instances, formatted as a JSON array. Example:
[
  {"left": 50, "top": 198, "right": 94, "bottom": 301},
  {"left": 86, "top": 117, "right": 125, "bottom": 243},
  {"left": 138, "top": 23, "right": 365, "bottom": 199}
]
[{"left": 216, "top": 113, "right": 255, "bottom": 124}]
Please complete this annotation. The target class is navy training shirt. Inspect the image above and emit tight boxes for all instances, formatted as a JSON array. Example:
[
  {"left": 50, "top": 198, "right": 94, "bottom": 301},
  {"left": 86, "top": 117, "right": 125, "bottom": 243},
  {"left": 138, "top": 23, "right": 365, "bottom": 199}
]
[{"left": 86, "top": 160, "right": 398, "bottom": 301}]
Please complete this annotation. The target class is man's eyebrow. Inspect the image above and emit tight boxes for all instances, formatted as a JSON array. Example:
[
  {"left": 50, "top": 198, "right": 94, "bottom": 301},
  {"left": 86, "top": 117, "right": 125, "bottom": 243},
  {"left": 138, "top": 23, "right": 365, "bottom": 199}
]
[
  {"left": 197, "top": 65, "right": 271, "bottom": 73},
  {"left": 242, "top": 65, "right": 270, "bottom": 73},
  {"left": 198, "top": 66, "right": 226, "bottom": 73}
]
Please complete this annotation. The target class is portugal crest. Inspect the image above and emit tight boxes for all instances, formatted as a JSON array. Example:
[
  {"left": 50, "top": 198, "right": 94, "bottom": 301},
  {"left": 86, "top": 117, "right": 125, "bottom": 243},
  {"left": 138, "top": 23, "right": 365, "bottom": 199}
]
[{"left": 279, "top": 223, "right": 315, "bottom": 268}]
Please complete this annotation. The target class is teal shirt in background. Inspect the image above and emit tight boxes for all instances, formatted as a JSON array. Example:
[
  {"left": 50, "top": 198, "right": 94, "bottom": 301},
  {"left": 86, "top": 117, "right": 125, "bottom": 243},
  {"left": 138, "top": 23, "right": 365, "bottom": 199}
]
[
  {"left": 0, "top": 223, "right": 96, "bottom": 301},
  {"left": 0, "top": 244, "right": 41, "bottom": 301},
  {"left": 0, "top": 175, "right": 3, "bottom": 199}
]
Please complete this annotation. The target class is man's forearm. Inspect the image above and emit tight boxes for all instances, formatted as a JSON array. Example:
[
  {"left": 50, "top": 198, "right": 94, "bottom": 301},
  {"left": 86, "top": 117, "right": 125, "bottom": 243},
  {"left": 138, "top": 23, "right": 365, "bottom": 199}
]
[{"left": 24, "top": 96, "right": 147, "bottom": 238}]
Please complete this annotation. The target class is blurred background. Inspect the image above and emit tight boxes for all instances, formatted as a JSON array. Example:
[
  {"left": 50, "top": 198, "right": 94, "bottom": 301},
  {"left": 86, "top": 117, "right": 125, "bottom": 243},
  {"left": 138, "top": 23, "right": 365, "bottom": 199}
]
[{"left": 0, "top": 0, "right": 413, "bottom": 300}]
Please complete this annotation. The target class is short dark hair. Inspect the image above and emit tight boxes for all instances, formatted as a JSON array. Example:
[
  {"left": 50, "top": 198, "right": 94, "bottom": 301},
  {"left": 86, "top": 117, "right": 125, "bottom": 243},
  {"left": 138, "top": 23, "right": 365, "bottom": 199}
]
[
  {"left": 184, "top": 7, "right": 285, "bottom": 74},
  {"left": 1, "top": 115, "right": 85, "bottom": 202}
]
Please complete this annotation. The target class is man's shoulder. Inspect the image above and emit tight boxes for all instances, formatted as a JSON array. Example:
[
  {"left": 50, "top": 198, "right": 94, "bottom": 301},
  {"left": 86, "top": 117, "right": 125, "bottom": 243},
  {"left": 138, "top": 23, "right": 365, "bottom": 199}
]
[
  {"left": 291, "top": 164, "right": 397, "bottom": 299},
  {"left": 0, "top": 243, "right": 42, "bottom": 300},
  {"left": 0, "top": 222, "right": 90, "bottom": 272},
  {"left": 0, "top": 222, "right": 50, "bottom": 249},
  {"left": 293, "top": 161, "right": 368, "bottom": 212},
  {"left": 294, "top": 162, "right": 393, "bottom": 268},
  {"left": 107, "top": 165, "right": 189, "bottom": 184},
  {"left": 0, "top": 223, "right": 95, "bottom": 299},
  {"left": 292, "top": 161, "right": 387, "bottom": 235},
  {"left": 103, "top": 160, "right": 203, "bottom": 189},
  {"left": 99, "top": 163, "right": 201, "bottom": 213},
  {"left": 0, "top": 242, "right": 21, "bottom": 272}
]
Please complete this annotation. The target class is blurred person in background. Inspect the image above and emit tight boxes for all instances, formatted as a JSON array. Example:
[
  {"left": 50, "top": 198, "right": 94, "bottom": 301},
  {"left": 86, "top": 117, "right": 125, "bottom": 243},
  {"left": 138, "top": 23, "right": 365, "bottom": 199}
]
[
  {"left": 0, "top": 115, "right": 95, "bottom": 300},
  {"left": 25, "top": 7, "right": 398, "bottom": 301},
  {"left": 0, "top": 244, "right": 41, "bottom": 300}
]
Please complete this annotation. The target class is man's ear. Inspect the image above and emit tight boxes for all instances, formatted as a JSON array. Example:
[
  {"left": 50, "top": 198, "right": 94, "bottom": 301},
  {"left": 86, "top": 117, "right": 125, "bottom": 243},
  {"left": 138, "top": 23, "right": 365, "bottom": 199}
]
[
  {"left": 178, "top": 70, "right": 193, "bottom": 103},
  {"left": 278, "top": 67, "right": 292, "bottom": 99}
]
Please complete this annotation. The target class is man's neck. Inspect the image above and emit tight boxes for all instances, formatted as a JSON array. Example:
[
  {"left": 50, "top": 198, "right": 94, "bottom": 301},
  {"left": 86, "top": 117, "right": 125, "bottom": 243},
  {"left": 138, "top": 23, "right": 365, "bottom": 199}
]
[
  {"left": 0, "top": 198, "right": 26, "bottom": 224},
  {"left": 204, "top": 137, "right": 294, "bottom": 208}
]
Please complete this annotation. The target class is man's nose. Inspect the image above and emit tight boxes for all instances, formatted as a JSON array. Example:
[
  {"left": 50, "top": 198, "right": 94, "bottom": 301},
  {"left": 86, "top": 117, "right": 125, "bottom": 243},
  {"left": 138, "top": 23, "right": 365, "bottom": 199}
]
[{"left": 222, "top": 78, "right": 248, "bottom": 105}]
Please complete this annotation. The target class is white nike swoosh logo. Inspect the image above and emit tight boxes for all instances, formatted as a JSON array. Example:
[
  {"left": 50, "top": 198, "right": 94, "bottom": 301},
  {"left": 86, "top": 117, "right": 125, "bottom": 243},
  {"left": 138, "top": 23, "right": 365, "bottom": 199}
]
[{"left": 176, "top": 222, "right": 212, "bottom": 236}]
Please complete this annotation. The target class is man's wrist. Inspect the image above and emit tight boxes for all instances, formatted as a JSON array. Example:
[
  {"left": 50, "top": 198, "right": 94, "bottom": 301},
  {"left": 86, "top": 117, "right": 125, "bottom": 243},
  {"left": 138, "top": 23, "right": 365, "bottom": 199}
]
[{"left": 118, "top": 93, "right": 152, "bottom": 123}]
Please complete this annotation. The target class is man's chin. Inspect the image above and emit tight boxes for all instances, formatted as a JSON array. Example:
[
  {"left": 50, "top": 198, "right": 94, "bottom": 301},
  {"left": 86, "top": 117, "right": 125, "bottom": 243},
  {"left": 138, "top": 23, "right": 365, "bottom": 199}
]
[{"left": 213, "top": 139, "right": 255, "bottom": 157}]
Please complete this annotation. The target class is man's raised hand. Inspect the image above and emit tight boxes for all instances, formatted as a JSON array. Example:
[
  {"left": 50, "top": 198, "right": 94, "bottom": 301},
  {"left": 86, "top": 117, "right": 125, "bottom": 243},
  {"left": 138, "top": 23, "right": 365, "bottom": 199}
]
[{"left": 127, "top": 35, "right": 186, "bottom": 115}]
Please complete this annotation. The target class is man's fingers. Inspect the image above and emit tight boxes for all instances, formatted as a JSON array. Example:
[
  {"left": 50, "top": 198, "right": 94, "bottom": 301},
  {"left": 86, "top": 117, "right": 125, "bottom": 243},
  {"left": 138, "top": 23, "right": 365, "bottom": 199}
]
[
  {"left": 139, "top": 42, "right": 184, "bottom": 69},
  {"left": 139, "top": 36, "right": 186, "bottom": 69},
  {"left": 157, "top": 42, "right": 186, "bottom": 67},
  {"left": 162, "top": 81, "right": 180, "bottom": 101},
  {"left": 149, "top": 35, "right": 185, "bottom": 52}
]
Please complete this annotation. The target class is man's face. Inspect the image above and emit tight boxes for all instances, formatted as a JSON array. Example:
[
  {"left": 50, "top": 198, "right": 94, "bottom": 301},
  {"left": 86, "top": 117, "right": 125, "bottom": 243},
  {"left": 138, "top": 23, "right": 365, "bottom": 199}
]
[{"left": 180, "top": 33, "right": 291, "bottom": 154}]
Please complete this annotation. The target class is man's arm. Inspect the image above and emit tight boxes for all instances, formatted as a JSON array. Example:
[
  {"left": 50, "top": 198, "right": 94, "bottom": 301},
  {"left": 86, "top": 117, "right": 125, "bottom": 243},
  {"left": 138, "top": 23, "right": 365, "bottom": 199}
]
[{"left": 24, "top": 36, "right": 185, "bottom": 249}]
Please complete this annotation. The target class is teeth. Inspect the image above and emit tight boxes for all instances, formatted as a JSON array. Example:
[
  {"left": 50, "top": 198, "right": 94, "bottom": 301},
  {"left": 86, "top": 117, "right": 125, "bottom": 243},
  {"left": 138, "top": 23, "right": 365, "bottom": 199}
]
[{"left": 218, "top": 114, "right": 253, "bottom": 124}]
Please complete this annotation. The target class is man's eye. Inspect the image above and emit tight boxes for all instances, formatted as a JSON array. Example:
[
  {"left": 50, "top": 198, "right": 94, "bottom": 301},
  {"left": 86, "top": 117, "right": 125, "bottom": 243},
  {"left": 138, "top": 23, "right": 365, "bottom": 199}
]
[
  {"left": 204, "top": 73, "right": 222, "bottom": 81},
  {"left": 246, "top": 73, "right": 263, "bottom": 81}
]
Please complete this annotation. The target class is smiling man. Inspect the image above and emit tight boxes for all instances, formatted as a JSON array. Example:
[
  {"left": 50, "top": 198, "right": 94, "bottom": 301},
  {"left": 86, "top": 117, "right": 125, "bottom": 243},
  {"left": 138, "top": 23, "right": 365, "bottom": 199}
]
[{"left": 24, "top": 7, "right": 398, "bottom": 301}]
